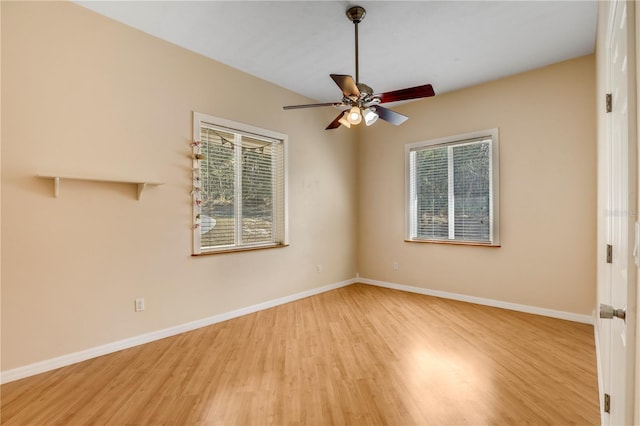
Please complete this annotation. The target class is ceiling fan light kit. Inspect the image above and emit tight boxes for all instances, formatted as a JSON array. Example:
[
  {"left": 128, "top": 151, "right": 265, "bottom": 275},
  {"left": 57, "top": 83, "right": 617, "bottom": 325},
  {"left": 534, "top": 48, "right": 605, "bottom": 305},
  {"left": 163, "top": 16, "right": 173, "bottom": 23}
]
[{"left": 283, "top": 5, "right": 435, "bottom": 130}]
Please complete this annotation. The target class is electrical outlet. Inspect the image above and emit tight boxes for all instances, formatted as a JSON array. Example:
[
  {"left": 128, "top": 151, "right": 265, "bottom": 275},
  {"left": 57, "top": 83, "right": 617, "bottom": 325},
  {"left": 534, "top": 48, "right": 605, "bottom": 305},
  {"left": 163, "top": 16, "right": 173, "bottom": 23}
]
[
  {"left": 316, "top": 264, "right": 323, "bottom": 273},
  {"left": 135, "top": 298, "right": 145, "bottom": 312},
  {"left": 392, "top": 261, "right": 399, "bottom": 271}
]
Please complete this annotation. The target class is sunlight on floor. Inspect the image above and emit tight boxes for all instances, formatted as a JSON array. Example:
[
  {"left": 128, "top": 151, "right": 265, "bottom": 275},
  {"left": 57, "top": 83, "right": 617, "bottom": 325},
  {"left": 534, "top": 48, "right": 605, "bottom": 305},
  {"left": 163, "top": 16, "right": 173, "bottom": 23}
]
[{"left": 405, "top": 346, "right": 496, "bottom": 424}]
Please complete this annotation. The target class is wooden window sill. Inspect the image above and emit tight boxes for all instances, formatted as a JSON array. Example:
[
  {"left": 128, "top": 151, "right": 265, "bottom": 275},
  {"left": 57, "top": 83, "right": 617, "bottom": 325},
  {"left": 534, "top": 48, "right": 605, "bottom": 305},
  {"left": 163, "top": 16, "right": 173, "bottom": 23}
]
[
  {"left": 193, "top": 243, "right": 289, "bottom": 256},
  {"left": 404, "top": 239, "right": 500, "bottom": 247}
]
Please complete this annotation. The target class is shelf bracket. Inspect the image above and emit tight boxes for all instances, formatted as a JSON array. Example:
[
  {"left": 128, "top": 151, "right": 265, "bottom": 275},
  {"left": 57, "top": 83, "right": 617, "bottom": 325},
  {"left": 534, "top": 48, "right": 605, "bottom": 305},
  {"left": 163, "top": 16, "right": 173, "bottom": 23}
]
[
  {"left": 53, "top": 177, "right": 60, "bottom": 198},
  {"left": 137, "top": 183, "right": 147, "bottom": 200}
]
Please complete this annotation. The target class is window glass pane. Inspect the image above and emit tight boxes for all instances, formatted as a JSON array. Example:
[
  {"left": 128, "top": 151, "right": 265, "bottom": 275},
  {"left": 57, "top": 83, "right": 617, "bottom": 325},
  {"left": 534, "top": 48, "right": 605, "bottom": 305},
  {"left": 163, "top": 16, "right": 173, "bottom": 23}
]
[
  {"left": 453, "top": 142, "right": 491, "bottom": 242},
  {"left": 241, "top": 136, "right": 273, "bottom": 244},
  {"left": 416, "top": 146, "right": 449, "bottom": 239},
  {"left": 200, "top": 128, "right": 236, "bottom": 248}
]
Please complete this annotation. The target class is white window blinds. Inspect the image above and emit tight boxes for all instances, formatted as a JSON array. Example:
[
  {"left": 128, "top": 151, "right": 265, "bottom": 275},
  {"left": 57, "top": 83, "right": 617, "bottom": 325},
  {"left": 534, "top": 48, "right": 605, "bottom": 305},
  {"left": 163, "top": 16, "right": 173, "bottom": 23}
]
[
  {"left": 407, "top": 130, "right": 499, "bottom": 245},
  {"left": 193, "top": 113, "right": 287, "bottom": 254}
]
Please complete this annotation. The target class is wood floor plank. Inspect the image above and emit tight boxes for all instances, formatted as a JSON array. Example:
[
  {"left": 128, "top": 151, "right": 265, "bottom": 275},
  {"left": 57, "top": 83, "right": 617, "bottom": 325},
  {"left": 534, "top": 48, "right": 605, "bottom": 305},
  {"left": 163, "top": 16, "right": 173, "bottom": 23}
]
[{"left": 1, "top": 284, "right": 600, "bottom": 425}]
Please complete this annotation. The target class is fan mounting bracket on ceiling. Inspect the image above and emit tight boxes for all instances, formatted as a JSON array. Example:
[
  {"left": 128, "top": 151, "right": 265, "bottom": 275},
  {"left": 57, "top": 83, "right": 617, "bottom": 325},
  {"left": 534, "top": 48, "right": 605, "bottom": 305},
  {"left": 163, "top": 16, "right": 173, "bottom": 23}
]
[{"left": 346, "top": 6, "right": 366, "bottom": 24}]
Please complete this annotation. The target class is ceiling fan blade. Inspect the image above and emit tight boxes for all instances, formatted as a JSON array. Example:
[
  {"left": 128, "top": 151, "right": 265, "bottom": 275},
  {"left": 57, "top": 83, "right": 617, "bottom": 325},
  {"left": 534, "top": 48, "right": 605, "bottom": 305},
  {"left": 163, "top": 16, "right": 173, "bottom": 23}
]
[
  {"left": 326, "top": 111, "right": 345, "bottom": 130},
  {"left": 283, "top": 102, "right": 343, "bottom": 110},
  {"left": 378, "top": 84, "right": 435, "bottom": 104},
  {"left": 374, "top": 105, "right": 408, "bottom": 126},
  {"left": 330, "top": 74, "right": 360, "bottom": 98}
]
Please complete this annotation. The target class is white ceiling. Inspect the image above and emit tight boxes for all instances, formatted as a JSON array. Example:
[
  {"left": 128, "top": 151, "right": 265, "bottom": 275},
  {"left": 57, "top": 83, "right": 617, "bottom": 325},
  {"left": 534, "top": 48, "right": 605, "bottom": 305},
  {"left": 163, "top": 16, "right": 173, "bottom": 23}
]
[{"left": 75, "top": 1, "right": 597, "bottom": 103}]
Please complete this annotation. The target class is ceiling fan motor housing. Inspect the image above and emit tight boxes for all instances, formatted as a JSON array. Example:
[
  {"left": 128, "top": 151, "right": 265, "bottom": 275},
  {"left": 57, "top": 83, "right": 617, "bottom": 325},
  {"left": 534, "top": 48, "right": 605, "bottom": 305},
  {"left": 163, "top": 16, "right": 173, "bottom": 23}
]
[{"left": 357, "top": 83, "right": 373, "bottom": 97}]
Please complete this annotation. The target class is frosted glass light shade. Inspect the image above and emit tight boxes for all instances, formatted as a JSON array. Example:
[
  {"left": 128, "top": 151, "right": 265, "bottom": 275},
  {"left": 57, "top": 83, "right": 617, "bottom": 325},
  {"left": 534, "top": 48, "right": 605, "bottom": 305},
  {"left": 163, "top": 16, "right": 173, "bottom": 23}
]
[
  {"left": 338, "top": 111, "right": 351, "bottom": 128},
  {"left": 363, "top": 108, "right": 378, "bottom": 126},
  {"left": 347, "top": 106, "right": 362, "bottom": 125}
]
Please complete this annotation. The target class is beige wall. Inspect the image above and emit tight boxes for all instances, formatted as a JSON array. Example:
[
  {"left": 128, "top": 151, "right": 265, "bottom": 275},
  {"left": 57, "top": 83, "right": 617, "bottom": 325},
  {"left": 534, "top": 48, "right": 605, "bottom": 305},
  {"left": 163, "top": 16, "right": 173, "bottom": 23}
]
[
  {"left": 1, "top": 2, "right": 358, "bottom": 371},
  {"left": 357, "top": 55, "right": 597, "bottom": 315}
]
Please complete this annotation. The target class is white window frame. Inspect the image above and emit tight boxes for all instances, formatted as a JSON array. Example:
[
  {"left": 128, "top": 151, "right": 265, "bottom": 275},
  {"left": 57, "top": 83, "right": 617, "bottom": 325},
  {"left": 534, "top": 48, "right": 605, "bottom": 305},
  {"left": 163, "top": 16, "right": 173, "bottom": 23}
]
[
  {"left": 405, "top": 128, "right": 500, "bottom": 246},
  {"left": 192, "top": 112, "right": 289, "bottom": 255}
]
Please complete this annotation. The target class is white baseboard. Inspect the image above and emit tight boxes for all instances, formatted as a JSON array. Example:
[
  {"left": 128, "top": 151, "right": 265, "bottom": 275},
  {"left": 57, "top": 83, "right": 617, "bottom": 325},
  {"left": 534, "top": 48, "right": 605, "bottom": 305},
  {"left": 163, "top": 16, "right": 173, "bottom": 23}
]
[
  {"left": 1, "top": 276, "right": 593, "bottom": 384},
  {"left": 0, "top": 278, "right": 356, "bottom": 384},
  {"left": 358, "top": 277, "right": 594, "bottom": 325}
]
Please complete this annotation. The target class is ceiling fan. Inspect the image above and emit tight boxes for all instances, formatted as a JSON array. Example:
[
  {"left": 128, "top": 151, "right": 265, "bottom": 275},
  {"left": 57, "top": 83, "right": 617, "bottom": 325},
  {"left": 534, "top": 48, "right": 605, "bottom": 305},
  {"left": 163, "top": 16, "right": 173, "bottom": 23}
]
[{"left": 283, "top": 5, "right": 436, "bottom": 130}]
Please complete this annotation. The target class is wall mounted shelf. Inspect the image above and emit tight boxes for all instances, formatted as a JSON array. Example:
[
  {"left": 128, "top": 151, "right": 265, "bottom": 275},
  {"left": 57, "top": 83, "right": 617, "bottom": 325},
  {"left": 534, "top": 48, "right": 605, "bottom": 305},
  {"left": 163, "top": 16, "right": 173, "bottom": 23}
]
[{"left": 37, "top": 174, "right": 164, "bottom": 200}]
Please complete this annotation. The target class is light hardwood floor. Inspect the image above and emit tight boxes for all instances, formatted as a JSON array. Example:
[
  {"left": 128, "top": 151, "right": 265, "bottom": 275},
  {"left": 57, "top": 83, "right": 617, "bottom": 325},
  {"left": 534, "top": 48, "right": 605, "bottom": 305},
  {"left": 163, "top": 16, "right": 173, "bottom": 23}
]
[{"left": 1, "top": 284, "right": 600, "bottom": 425}]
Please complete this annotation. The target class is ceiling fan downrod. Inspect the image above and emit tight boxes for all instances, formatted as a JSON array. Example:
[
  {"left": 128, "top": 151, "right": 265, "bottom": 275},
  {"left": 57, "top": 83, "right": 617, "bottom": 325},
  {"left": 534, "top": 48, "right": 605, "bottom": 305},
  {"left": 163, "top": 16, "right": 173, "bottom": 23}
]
[{"left": 346, "top": 6, "right": 366, "bottom": 84}]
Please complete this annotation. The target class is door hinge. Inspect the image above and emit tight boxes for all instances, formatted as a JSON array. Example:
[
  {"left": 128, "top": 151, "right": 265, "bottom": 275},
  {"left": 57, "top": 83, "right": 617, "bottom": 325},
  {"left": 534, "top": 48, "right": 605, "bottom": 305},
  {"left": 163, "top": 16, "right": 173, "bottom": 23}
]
[
  {"left": 606, "top": 244, "right": 613, "bottom": 263},
  {"left": 606, "top": 93, "right": 612, "bottom": 113},
  {"left": 604, "top": 393, "right": 611, "bottom": 413}
]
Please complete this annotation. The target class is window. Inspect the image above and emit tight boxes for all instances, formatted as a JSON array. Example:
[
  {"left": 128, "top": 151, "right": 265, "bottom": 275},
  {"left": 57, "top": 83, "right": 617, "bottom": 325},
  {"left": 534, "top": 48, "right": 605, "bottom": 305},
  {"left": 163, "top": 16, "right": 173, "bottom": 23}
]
[
  {"left": 192, "top": 112, "right": 288, "bottom": 254},
  {"left": 406, "top": 129, "right": 500, "bottom": 246}
]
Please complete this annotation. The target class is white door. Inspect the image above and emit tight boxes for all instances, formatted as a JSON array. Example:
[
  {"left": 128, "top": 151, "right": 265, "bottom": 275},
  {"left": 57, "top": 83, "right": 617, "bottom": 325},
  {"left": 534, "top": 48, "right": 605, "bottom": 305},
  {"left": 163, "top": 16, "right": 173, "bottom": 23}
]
[{"left": 600, "top": 1, "right": 637, "bottom": 424}]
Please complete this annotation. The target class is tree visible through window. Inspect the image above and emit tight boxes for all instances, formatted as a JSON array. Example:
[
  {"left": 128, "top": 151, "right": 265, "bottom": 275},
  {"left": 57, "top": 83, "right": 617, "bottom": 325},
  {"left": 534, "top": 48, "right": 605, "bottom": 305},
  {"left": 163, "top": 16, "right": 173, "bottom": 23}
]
[
  {"left": 193, "top": 113, "right": 287, "bottom": 254},
  {"left": 407, "top": 129, "right": 499, "bottom": 245}
]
